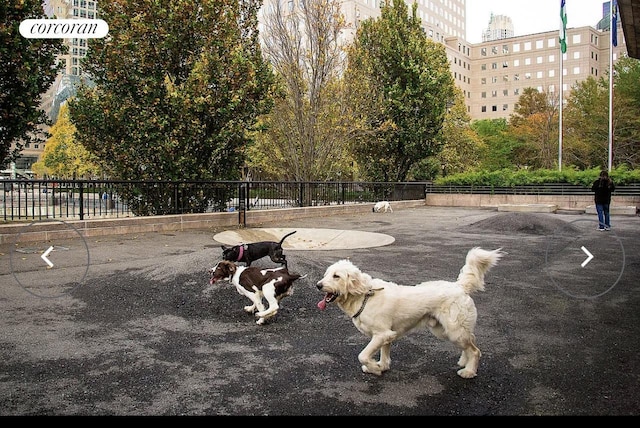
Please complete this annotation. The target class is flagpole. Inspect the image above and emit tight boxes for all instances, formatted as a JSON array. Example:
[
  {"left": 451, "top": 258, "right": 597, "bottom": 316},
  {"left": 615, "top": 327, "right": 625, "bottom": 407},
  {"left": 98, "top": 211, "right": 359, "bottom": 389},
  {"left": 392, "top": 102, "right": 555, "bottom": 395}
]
[
  {"left": 559, "top": 51, "right": 563, "bottom": 172},
  {"left": 608, "top": 0, "right": 616, "bottom": 172},
  {"left": 558, "top": 0, "right": 567, "bottom": 172}
]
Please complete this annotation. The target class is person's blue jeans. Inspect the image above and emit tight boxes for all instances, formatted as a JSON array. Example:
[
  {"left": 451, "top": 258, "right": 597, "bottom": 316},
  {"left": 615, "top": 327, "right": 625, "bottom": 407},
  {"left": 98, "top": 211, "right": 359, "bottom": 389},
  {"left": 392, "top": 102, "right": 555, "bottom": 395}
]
[{"left": 596, "top": 203, "right": 611, "bottom": 229}]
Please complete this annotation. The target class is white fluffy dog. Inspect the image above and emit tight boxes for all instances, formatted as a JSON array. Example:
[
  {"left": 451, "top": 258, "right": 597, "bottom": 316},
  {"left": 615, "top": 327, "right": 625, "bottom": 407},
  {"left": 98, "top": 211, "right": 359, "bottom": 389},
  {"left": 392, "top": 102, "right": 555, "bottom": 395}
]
[
  {"left": 316, "top": 247, "right": 504, "bottom": 378},
  {"left": 373, "top": 201, "right": 392, "bottom": 213}
]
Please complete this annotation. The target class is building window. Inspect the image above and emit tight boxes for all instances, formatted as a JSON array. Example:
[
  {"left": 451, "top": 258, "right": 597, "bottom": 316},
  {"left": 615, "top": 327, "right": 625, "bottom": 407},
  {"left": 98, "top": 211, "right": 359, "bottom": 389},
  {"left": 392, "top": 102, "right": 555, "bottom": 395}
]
[
  {"left": 536, "top": 40, "right": 544, "bottom": 49},
  {"left": 492, "top": 76, "right": 498, "bottom": 83},
  {"left": 514, "top": 88, "right": 520, "bottom": 95},
  {"left": 524, "top": 41, "right": 532, "bottom": 51},
  {"left": 549, "top": 69, "right": 555, "bottom": 77},
  {"left": 549, "top": 54, "right": 555, "bottom": 62},
  {"left": 503, "top": 62, "right": 508, "bottom": 68},
  {"left": 525, "top": 72, "right": 532, "bottom": 79},
  {"left": 537, "top": 71, "right": 543, "bottom": 78},
  {"left": 525, "top": 58, "right": 531, "bottom": 65},
  {"left": 514, "top": 74, "right": 520, "bottom": 81},
  {"left": 492, "top": 105, "right": 497, "bottom": 112},
  {"left": 537, "top": 56, "right": 543, "bottom": 64},
  {"left": 513, "top": 59, "right": 519, "bottom": 67},
  {"left": 481, "top": 64, "right": 487, "bottom": 70},
  {"left": 513, "top": 43, "right": 520, "bottom": 52},
  {"left": 481, "top": 77, "right": 486, "bottom": 84},
  {"left": 492, "top": 46, "right": 498, "bottom": 54},
  {"left": 503, "top": 104, "right": 508, "bottom": 111},
  {"left": 492, "top": 62, "right": 497, "bottom": 69},
  {"left": 481, "top": 92, "right": 487, "bottom": 98},
  {"left": 491, "top": 90, "right": 497, "bottom": 97},
  {"left": 503, "top": 75, "right": 509, "bottom": 82},
  {"left": 573, "top": 66, "right": 580, "bottom": 75},
  {"left": 503, "top": 89, "right": 508, "bottom": 96},
  {"left": 482, "top": 106, "right": 487, "bottom": 112},
  {"left": 502, "top": 45, "right": 509, "bottom": 54},
  {"left": 481, "top": 47, "right": 487, "bottom": 56},
  {"left": 573, "top": 51, "right": 580, "bottom": 59}
]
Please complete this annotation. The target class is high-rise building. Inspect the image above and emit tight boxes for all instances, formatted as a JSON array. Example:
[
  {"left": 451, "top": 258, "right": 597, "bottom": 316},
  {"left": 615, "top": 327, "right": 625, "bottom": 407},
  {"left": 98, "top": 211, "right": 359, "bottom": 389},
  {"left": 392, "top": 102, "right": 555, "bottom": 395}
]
[{"left": 482, "top": 13, "right": 514, "bottom": 42}]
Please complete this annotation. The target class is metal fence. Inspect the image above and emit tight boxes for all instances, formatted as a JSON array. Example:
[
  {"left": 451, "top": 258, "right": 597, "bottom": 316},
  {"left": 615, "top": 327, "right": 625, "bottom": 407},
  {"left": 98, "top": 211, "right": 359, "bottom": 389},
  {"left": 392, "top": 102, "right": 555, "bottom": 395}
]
[
  {"left": 0, "top": 180, "right": 428, "bottom": 221},
  {"left": 3, "top": 179, "right": 639, "bottom": 222},
  {"left": 425, "top": 182, "right": 640, "bottom": 196}
]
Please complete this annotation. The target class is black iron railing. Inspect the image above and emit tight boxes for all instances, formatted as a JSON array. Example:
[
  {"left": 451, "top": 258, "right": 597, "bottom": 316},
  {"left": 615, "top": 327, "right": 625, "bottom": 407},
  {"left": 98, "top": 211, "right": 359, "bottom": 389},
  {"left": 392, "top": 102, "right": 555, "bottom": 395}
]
[{"left": 0, "top": 180, "right": 428, "bottom": 221}]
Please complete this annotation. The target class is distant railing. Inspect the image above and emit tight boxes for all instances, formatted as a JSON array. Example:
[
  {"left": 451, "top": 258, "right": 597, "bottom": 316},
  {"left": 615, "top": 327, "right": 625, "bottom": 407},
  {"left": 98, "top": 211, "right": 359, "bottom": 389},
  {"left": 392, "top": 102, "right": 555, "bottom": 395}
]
[
  {"left": 425, "top": 182, "right": 640, "bottom": 196},
  {"left": 0, "top": 180, "right": 428, "bottom": 221}
]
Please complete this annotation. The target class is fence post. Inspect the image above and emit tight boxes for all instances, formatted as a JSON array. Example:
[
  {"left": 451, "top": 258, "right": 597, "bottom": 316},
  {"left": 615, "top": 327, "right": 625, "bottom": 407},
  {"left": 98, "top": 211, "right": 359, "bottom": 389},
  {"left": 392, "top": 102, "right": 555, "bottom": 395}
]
[
  {"left": 78, "top": 182, "right": 84, "bottom": 220},
  {"left": 238, "top": 182, "right": 246, "bottom": 227}
]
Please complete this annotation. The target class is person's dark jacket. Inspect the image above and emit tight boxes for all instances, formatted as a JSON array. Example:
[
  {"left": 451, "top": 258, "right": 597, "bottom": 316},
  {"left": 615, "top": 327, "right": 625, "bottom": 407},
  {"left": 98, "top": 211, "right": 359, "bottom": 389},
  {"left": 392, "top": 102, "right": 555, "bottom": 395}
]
[{"left": 591, "top": 177, "right": 615, "bottom": 205}]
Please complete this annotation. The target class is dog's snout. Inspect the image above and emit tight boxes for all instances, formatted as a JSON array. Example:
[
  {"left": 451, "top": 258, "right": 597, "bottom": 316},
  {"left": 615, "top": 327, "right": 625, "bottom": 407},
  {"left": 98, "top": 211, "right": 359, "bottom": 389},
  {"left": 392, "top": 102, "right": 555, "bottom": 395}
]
[{"left": 316, "top": 281, "right": 323, "bottom": 290}]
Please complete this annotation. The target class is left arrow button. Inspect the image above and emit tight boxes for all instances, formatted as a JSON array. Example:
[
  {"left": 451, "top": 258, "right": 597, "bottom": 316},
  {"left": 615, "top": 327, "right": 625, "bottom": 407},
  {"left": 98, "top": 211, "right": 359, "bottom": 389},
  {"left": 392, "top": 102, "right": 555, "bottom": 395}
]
[{"left": 41, "top": 246, "right": 54, "bottom": 268}]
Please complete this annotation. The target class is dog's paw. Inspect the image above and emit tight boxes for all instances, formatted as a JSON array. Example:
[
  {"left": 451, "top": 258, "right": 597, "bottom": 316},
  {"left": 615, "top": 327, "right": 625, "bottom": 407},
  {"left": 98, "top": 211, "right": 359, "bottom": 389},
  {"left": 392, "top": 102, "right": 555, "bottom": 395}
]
[
  {"left": 361, "top": 365, "right": 383, "bottom": 376},
  {"left": 256, "top": 318, "right": 266, "bottom": 325},
  {"left": 256, "top": 309, "right": 277, "bottom": 319},
  {"left": 243, "top": 305, "right": 256, "bottom": 313},
  {"left": 456, "top": 368, "right": 477, "bottom": 379}
]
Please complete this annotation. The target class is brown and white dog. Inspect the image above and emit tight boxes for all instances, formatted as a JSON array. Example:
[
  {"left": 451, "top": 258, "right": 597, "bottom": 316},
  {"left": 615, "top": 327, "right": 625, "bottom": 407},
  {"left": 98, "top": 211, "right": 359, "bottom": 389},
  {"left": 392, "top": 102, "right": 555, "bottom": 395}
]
[
  {"left": 209, "top": 260, "right": 306, "bottom": 325},
  {"left": 316, "top": 247, "right": 504, "bottom": 378}
]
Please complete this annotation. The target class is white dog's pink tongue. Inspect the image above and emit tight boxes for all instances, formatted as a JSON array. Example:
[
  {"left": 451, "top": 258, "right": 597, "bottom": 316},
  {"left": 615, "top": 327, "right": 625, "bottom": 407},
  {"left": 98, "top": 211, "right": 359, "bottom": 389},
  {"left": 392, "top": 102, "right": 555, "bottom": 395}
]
[{"left": 317, "top": 298, "right": 327, "bottom": 310}]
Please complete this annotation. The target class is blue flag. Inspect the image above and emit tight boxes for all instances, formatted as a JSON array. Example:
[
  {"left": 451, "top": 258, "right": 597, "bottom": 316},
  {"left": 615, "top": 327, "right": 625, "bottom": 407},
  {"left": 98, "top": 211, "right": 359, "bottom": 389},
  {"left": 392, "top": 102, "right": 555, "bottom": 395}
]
[{"left": 612, "top": 0, "right": 618, "bottom": 47}]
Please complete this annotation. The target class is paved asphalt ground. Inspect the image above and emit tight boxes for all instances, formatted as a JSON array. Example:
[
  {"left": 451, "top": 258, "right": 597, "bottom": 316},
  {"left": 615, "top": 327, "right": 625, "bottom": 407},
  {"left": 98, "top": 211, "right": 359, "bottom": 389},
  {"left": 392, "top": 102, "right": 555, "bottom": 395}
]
[{"left": 0, "top": 206, "right": 639, "bottom": 416}]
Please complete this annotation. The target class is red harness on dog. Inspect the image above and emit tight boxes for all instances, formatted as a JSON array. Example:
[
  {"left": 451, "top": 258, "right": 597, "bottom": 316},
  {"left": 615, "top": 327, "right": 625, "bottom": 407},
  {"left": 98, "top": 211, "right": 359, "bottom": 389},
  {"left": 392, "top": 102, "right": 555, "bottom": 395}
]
[{"left": 236, "top": 244, "right": 245, "bottom": 262}]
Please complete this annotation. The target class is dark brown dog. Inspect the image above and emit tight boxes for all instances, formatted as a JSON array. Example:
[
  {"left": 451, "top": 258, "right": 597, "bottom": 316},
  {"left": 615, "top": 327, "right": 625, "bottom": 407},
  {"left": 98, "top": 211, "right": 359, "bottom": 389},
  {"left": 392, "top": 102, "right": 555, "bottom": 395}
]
[
  {"left": 221, "top": 230, "right": 296, "bottom": 267},
  {"left": 209, "top": 260, "right": 305, "bottom": 325}
]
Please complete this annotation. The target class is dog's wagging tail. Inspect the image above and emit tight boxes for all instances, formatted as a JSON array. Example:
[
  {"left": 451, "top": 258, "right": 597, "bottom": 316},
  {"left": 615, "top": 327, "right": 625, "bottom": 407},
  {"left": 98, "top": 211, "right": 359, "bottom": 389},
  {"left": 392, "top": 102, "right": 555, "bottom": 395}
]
[{"left": 316, "top": 247, "right": 504, "bottom": 378}]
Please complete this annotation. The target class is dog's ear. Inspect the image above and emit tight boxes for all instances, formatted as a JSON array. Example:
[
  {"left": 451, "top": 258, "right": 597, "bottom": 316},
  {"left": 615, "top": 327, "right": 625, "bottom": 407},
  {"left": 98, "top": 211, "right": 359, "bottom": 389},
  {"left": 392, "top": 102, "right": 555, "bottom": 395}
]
[
  {"left": 347, "top": 269, "right": 370, "bottom": 295},
  {"left": 221, "top": 245, "right": 228, "bottom": 250}
]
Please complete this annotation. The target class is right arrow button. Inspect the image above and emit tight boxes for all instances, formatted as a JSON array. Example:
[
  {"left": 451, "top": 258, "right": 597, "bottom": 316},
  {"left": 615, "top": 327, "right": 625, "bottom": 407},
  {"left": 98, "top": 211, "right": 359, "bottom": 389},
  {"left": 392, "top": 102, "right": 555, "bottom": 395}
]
[{"left": 581, "top": 246, "right": 594, "bottom": 268}]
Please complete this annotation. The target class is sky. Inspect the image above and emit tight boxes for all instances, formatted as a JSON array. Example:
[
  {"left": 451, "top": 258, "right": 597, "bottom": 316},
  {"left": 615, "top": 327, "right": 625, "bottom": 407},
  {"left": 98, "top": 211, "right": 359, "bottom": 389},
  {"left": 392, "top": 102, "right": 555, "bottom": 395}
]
[{"left": 465, "top": 0, "right": 609, "bottom": 43}]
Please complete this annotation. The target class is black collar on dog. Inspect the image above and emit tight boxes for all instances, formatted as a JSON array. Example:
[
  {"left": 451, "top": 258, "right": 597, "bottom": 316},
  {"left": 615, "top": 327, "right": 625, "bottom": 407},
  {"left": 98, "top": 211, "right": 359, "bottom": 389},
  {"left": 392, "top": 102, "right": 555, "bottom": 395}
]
[{"left": 352, "top": 289, "right": 377, "bottom": 319}]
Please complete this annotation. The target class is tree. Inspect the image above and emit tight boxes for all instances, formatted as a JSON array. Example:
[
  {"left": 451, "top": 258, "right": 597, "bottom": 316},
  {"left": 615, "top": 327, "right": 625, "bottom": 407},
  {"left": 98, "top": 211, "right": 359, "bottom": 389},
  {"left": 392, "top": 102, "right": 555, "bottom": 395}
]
[
  {"left": 562, "top": 76, "right": 609, "bottom": 168},
  {"left": 69, "top": 0, "right": 275, "bottom": 214},
  {"left": 508, "top": 87, "right": 559, "bottom": 169},
  {"left": 251, "top": 0, "right": 355, "bottom": 181},
  {"left": 435, "top": 87, "right": 485, "bottom": 176},
  {"left": 344, "top": 0, "right": 455, "bottom": 182},
  {"left": 608, "top": 56, "right": 640, "bottom": 168},
  {"left": 31, "top": 103, "right": 100, "bottom": 178},
  {"left": 0, "top": 0, "right": 66, "bottom": 167},
  {"left": 471, "top": 118, "right": 516, "bottom": 171}
]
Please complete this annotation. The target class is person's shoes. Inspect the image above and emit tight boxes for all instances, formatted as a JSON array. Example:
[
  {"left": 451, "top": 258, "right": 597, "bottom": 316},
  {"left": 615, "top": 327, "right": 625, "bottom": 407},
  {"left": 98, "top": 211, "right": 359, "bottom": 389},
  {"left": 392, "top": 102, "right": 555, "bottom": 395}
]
[
  {"left": 598, "top": 228, "right": 606, "bottom": 231},
  {"left": 604, "top": 226, "right": 611, "bottom": 231}
]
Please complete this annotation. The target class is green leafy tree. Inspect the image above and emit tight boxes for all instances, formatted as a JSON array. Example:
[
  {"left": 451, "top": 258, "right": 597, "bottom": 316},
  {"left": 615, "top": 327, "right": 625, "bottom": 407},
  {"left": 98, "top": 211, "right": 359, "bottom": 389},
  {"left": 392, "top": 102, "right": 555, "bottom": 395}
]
[
  {"left": 0, "top": 0, "right": 66, "bottom": 167},
  {"left": 471, "top": 118, "right": 516, "bottom": 171},
  {"left": 435, "top": 87, "right": 485, "bottom": 176},
  {"left": 608, "top": 56, "right": 640, "bottom": 168},
  {"left": 344, "top": 0, "right": 455, "bottom": 182},
  {"left": 69, "top": 0, "right": 275, "bottom": 214},
  {"left": 31, "top": 103, "right": 100, "bottom": 178},
  {"left": 563, "top": 57, "right": 640, "bottom": 169},
  {"left": 562, "top": 76, "right": 609, "bottom": 168}
]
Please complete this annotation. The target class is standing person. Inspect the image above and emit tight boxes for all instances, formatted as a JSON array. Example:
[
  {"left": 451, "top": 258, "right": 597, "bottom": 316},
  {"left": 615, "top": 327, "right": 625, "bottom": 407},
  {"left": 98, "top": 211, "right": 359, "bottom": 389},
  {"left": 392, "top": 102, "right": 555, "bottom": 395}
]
[{"left": 591, "top": 170, "right": 615, "bottom": 231}]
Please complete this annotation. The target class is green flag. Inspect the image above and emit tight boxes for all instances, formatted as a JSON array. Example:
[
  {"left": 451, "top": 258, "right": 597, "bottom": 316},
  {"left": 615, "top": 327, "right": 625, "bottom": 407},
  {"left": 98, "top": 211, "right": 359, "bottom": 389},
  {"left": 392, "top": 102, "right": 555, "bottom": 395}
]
[{"left": 559, "top": 0, "right": 567, "bottom": 53}]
